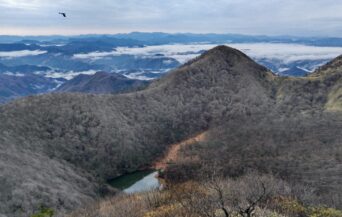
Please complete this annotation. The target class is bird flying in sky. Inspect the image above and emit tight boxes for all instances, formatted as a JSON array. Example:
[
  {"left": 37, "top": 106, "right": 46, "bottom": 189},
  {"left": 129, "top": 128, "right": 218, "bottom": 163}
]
[{"left": 59, "top": 12, "right": 66, "bottom": 17}]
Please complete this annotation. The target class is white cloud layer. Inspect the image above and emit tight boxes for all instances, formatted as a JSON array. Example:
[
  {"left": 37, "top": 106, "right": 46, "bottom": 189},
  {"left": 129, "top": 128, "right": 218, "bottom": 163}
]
[
  {"left": 44, "top": 70, "right": 97, "bottom": 80},
  {"left": 230, "top": 43, "right": 342, "bottom": 64},
  {"left": 0, "top": 50, "right": 47, "bottom": 58},
  {"left": 124, "top": 72, "right": 155, "bottom": 81},
  {"left": 73, "top": 44, "right": 211, "bottom": 62},
  {"left": 3, "top": 72, "right": 25, "bottom": 77},
  {"left": 73, "top": 43, "right": 342, "bottom": 64}
]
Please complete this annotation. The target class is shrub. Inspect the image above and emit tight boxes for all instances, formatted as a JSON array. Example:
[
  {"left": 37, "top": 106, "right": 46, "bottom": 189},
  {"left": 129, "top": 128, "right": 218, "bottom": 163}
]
[
  {"left": 31, "top": 207, "right": 54, "bottom": 217},
  {"left": 308, "top": 207, "right": 342, "bottom": 217}
]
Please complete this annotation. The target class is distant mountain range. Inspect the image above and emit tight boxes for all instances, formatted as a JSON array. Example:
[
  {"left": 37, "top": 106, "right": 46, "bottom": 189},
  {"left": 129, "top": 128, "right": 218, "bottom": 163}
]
[
  {"left": 2, "top": 32, "right": 342, "bottom": 46},
  {"left": 0, "top": 63, "right": 51, "bottom": 73},
  {"left": 0, "top": 33, "right": 342, "bottom": 103}
]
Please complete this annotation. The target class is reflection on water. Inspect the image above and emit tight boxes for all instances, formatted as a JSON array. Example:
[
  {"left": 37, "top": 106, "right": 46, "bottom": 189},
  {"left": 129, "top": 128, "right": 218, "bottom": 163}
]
[{"left": 124, "top": 171, "right": 160, "bottom": 194}]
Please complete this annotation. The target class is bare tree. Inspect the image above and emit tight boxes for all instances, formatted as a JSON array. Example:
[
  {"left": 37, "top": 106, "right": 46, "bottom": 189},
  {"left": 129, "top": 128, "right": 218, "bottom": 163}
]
[
  {"left": 206, "top": 177, "right": 232, "bottom": 217},
  {"left": 229, "top": 173, "right": 280, "bottom": 217}
]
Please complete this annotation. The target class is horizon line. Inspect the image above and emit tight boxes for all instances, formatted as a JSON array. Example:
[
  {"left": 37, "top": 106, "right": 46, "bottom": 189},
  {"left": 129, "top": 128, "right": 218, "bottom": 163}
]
[{"left": 0, "top": 31, "right": 341, "bottom": 39}]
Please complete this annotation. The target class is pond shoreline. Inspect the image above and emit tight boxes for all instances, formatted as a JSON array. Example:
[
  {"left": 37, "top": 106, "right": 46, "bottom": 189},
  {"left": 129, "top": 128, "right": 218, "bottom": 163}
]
[
  {"left": 108, "top": 170, "right": 156, "bottom": 190},
  {"left": 108, "top": 132, "right": 207, "bottom": 193}
]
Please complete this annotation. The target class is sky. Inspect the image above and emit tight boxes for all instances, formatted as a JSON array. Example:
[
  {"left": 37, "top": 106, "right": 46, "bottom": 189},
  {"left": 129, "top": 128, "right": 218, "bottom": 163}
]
[{"left": 0, "top": 0, "right": 342, "bottom": 36}]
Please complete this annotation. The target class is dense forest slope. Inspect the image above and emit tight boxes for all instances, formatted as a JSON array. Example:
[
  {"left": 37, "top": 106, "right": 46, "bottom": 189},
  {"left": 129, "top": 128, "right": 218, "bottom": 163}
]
[
  {"left": 0, "top": 46, "right": 341, "bottom": 217},
  {"left": 168, "top": 54, "right": 342, "bottom": 207}
]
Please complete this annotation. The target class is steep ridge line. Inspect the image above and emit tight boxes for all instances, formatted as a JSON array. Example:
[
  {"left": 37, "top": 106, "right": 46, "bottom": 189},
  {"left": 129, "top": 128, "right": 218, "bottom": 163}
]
[{"left": 153, "top": 132, "right": 207, "bottom": 170}]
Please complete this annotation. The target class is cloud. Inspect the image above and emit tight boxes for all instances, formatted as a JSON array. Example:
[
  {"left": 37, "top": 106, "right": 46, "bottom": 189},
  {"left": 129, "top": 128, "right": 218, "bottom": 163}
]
[
  {"left": 229, "top": 43, "right": 342, "bottom": 63},
  {"left": 123, "top": 71, "right": 155, "bottom": 81},
  {"left": 4, "top": 72, "right": 25, "bottom": 77},
  {"left": 0, "top": 0, "right": 342, "bottom": 36},
  {"left": 0, "top": 0, "right": 41, "bottom": 9},
  {"left": 0, "top": 50, "right": 47, "bottom": 57},
  {"left": 73, "top": 50, "right": 118, "bottom": 60},
  {"left": 73, "top": 44, "right": 210, "bottom": 63},
  {"left": 44, "top": 70, "right": 97, "bottom": 80},
  {"left": 73, "top": 43, "right": 342, "bottom": 64}
]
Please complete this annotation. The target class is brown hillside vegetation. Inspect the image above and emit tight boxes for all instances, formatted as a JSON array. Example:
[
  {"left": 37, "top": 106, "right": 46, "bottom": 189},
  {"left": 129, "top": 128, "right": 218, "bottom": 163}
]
[
  {"left": 0, "top": 46, "right": 341, "bottom": 216},
  {"left": 153, "top": 132, "right": 207, "bottom": 170}
]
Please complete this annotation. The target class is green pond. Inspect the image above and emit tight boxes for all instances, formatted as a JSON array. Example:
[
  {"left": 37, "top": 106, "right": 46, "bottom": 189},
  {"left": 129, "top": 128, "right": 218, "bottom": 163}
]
[{"left": 108, "top": 170, "right": 159, "bottom": 192}]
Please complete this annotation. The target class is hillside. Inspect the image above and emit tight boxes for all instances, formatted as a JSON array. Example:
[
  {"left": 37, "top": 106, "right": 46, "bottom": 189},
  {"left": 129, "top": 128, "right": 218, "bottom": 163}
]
[
  {"left": 309, "top": 55, "right": 342, "bottom": 111},
  {"left": 56, "top": 71, "right": 150, "bottom": 94},
  {"left": 0, "top": 46, "right": 341, "bottom": 217},
  {"left": 0, "top": 74, "right": 58, "bottom": 103}
]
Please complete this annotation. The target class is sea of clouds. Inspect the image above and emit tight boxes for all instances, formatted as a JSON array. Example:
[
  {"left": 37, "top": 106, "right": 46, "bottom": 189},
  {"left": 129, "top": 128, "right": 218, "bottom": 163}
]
[{"left": 73, "top": 43, "right": 342, "bottom": 65}]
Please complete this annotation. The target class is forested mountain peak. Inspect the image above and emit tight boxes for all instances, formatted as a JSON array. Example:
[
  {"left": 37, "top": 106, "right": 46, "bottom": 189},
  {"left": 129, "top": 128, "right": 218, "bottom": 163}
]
[{"left": 151, "top": 45, "right": 275, "bottom": 90}]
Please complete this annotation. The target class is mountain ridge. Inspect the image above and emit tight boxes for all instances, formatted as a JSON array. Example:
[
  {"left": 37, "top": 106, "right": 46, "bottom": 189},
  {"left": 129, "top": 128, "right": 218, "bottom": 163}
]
[
  {"left": 56, "top": 71, "right": 150, "bottom": 94},
  {"left": 310, "top": 54, "right": 342, "bottom": 77}
]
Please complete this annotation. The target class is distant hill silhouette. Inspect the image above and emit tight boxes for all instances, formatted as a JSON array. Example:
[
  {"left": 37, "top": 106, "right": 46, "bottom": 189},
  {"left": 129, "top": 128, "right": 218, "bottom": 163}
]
[{"left": 56, "top": 71, "right": 150, "bottom": 94}]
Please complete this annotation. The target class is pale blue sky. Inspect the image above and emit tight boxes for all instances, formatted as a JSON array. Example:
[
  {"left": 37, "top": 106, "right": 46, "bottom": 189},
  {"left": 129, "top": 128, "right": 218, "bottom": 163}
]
[{"left": 0, "top": 0, "right": 341, "bottom": 36}]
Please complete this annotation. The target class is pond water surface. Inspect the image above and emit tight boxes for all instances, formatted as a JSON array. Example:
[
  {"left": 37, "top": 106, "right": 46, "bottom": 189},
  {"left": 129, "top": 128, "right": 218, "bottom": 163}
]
[{"left": 109, "top": 170, "right": 160, "bottom": 193}]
